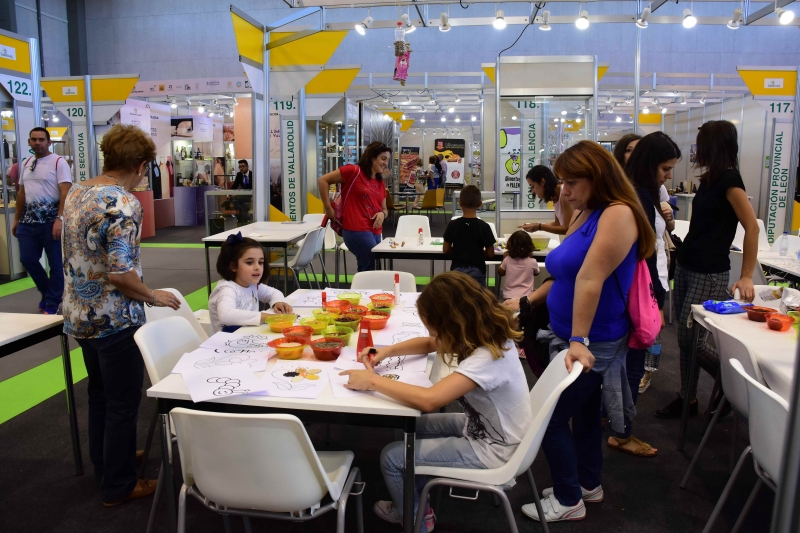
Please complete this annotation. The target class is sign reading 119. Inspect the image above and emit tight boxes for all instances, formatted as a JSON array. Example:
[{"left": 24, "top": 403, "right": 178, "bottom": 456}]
[
  {"left": 272, "top": 100, "right": 294, "bottom": 111},
  {"left": 6, "top": 80, "right": 29, "bottom": 96}
]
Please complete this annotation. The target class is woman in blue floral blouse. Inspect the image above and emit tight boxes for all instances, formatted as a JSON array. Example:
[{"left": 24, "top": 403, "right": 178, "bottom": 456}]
[{"left": 62, "top": 124, "right": 180, "bottom": 507}]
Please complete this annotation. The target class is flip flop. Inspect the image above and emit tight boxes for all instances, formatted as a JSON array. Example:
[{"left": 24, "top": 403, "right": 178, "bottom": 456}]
[{"left": 607, "top": 435, "right": 658, "bottom": 457}]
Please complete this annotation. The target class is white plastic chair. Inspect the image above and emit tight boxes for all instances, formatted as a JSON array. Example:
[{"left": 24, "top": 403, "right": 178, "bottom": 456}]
[
  {"left": 269, "top": 226, "right": 325, "bottom": 291},
  {"left": 395, "top": 215, "right": 432, "bottom": 241},
  {"left": 702, "top": 360, "right": 789, "bottom": 533},
  {"left": 170, "top": 410, "right": 364, "bottom": 533},
  {"left": 732, "top": 219, "right": 770, "bottom": 252},
  {"left": 144, "top": 288, "right": 208, "bottom": 341},
  {"left": 350, "top": 271, "right": 417, "bottom": 292},
  {"left": 413, "top": 350, "right": 582, "bottom": 533},
  {"left": 728, "top": 251, "right": 769, "bottom": 288},
  {"left": 680, "top": 317, "right": 765, "bottom": 488},
  {"left": 335, "top": 241, "right": 351, "bottom": 289}
]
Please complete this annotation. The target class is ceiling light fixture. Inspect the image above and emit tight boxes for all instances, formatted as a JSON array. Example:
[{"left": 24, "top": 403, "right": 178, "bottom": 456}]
[
  {"left": 553, "top": 118, "right": 558, "bottom": 122},
  {"left": 441, "top": 116, "right": 446, "bottom": 122},
  {"left": 455, "top": 116, "right": 461, "bottom": 122},
  {"left": 355, "top": 10, "right": 373, "bottom": 35},
  {"left": 539, "top": 9, "right": 552, "bottom": 31},
  {"left": 471, "top": 116, "right": 477, "bottom": 121},
  {"left": 561, "top": 110, "right": 567, "bottom": 115},
  {"left": 511, "top": 115, "right": 517, "bottom": 120},
  {"left": 439, "top": 11, "right": 451, "bottom": 32},
  {"left": 776, "top": 4, "right": 795, "bottom": 24},
  {"left": 478, "top": 90, "right": 484, "bottom": 103},
  {"left": 642, "top": 106, "right": 650, "bottom": 114},
  {"left": 170, "top": 98, "right": 177, "bottom": 109},
  {"left": 420, "top": 117, "right": 426, "bottom": 123},
  {"left": 728, "top": 7, "right": 743, "bottom": 29},
  {"left": 52, "top": 114, "right": 59, "bottom": 123},
  {"left": 575, "top": 4, "right": 590, "bottom": 30},
  {"left": 604, "top": 95, "right": 611, "bottom": 104},
  {"left": 493, "top": 9, "right": 507, "bottom": 29},
  {"left": 208, "top": 111, "right": 214, "bottom": 117},
  {"left": 616, "top": 116, "right": 622, "bottom": 123},
  {"left": 652, "top": 97, "right": 660, "bottom": 105},
  {"left": 198, "top": 105, "right": 205, "bottom": 113},
  {"left": 576, "top": 117, "right": 582, "bottom": 123},
  {"left": 636, "top": 7, "right": 650, "bottom": 28},
  {"left": 699, "top": 95, "right": 706, "bottom": 104},
  {"left": 401, "top": 114, "right": 406, "bottom": 120},
  {"left": 454, "top": 94, "right": 461, "bottom": 103},
  {"left": 448, "top": 106, "right": 454, "bottom": 113},
  {"left": 661, "top": 107, "right": 667, "bottom": 114},
  {"left": 682, "top": 8, "right": 697, "bottom": 28}
]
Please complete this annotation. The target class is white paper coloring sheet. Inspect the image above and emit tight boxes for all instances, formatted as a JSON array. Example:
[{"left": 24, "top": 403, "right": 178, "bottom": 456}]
[
  {"left": 330, "top": 369, "right": 434, "bottom": 399},
  {"left": 183, "top": 366, "right": 269, "bottom": 403},
  {"left": 333, "top": 350, "right": 428, "bottom": 374},
  {"left": 370, "top": 317, "right": 428, "bottom": 347},
  {"left": 200, "top": 332, "right": 273, "bottom": 352},
  {"left": 172, "top": 347, "right": 269, "bottom": 375},
  {"left": 263, "top": 360, "right": 335, "bottom": 399}
]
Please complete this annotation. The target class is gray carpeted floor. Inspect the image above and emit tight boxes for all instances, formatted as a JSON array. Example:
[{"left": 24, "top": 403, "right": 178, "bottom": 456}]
[{"left": 0, "top": 221, "right": 775, "bottom": 532}]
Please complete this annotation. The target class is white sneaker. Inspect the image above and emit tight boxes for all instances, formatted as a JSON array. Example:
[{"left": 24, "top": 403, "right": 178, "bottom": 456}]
[
  {"left": 521, "top": 493, "right": 586, "bottom": 522},
  {"left": 542, "top": 484, "right": 603, "bottom": 503},
  {"left": 373, "top": 501, "right": 435, "bottom": 532}
]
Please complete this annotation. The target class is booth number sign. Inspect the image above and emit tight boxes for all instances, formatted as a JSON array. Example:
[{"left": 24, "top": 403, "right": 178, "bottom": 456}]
[
  {"left": 513, "top": 101, "right": 538, "bottom": 109},
  {"left": 272, "top": 100, "right": 294, "bottom": 111},
  {"left": 768, "top": 102, "right": 793, "bottom": 114}
]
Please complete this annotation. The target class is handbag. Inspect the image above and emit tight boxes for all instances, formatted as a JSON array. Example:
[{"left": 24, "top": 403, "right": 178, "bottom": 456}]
[
  {"left": 615, "top": 259, "right": 661, "bottom": 349},
  {"left": 330, "top": 167, "right": 360, "bottom": 236}
]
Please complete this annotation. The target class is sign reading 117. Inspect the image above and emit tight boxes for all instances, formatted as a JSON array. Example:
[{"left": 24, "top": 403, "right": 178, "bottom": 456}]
[{"left": 6, "top": 80, "right": 29, "bottom": 96}]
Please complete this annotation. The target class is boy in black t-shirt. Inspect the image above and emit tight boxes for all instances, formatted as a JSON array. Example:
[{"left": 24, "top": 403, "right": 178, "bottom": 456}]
[{"left": 443, "top": 185, "right": 496, "bottom": 286}]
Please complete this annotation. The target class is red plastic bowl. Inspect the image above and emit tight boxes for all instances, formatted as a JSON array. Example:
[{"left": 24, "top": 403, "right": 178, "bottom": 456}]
[
  {"left": 766, "top": 313, "right": 794, "bottom": 332},
  {"left": 362, "top": 311, "right": 390, "bottom": 330},
  {"left": 348, "top": 305, "right": 370, "bottom": 316},
  {"left": 309, "top": 337, "right": 345, "bottom": 361},
  {"left": 746, "top": 306, "right": 775, "bottom": 322},
  {"left": 281, "top": 325, "right": 314, "bottom": 344}
]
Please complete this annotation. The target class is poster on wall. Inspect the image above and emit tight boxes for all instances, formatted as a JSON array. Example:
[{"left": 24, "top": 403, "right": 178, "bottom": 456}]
[
  {"left": 766, "top": 121, "right": 793, "bottom": 244},
  {"left": 399, "top": 146, "right": 420, "bottom": 196},
  {"left": 434, "top": 139, "right": 465, "bottom": 185},
  {"left": 498, "top": 128, "right": 521, "bottom": 194},
  {"left": 281, "top": 117, "right": 299, "bottom": 220},
  {"left": 194, "top": 116, "right": 213, "bottom": 142},
  {"left": 171, "top": 118, "right": 192, "bottom": 138},
  {"left": 119, "top": 103, "right": 151, "bottom": 135}
]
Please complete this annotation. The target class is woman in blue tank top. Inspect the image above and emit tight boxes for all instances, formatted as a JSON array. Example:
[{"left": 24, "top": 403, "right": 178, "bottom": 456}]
[{"left": 519, "top": 141, "right": 656, "bottom": 524}]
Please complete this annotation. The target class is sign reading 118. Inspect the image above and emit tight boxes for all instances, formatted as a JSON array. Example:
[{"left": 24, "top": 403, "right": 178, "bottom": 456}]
[{"left": 6, "top": 80, "right": 29, "bottom": 96}]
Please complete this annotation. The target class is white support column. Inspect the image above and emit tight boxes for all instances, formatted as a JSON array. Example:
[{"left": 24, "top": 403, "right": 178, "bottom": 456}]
[
  {"left": 83, "top": 75, "right": 95, "bottom": 179},
  {"left": 634, "top": 0, "right": 641, "bottom": 134},
  {"left": 495, "top": 56, "right": 501, "bottom": 233},
  {"left": 784, "top": 68, "right": 800, "bottom": 233},
  {"left": 262, "top": 30, "right": 270, "bottom": 221}
]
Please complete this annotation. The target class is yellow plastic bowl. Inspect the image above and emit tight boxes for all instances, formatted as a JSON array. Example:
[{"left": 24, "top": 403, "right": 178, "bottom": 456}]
[
  {"left": 312, "top": 309, "right": 334, "bottom": 322},
  {"left": 265, "top": 313, "right": 296, "bottom": 333},
  {"left": 337, "top": 292, "right": 362, "bottom": 306},
  {"left": 299, "top": 317, "right": 330, "bottom": 334},
  {"left": 531, "top": 237, "right": 550, "bottom": 251}
]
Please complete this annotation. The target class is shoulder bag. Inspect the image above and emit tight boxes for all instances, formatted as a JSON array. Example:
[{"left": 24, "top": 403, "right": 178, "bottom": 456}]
[{"left": 615, "top": 260, "right": 661, "bottom": 349}]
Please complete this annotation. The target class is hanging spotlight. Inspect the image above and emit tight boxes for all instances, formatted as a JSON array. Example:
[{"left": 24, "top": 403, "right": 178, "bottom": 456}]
[
  {"left": 439, "top": 12, "right": 451, "bottom": 32},
  {"left": 776, "top": 5, "right": 795, "bottom": 24},
  {"left": 677, "top": 95, "right": 687, "bottom": 105},
  {"left": 52, "top": 114, "right": 59, "bottom": 123},
  {"left": 471, "top": 116, "right": 477, "bottom": 121},
  {"left": 682, "top": 8, "right": 697, "bottom": 28},
  {"left": 661, "top": 107, "right": 667, "bottom": 114},
  {"left": 400, "top": 13, "right": 416, "bottom": 34},
  {"left": 401, "top": 114, "right": 406, "bottom": 120},
  {"left": 406, "top": 94, "right": 412, "bottom": 104},
  {"left": 355, "top": 11, "right": 373, "bottom": 35},
  {"left": 577, "top": 106, "right": 585, "bottom": 115},
  {"left": 561, "top": 110, "right": 567, "bottom": 115},
  {"left": 576, "top": 117, "right": 582, "bottom": 123},
  {"left": 493, "top": 9, "right": 507, "bottom": 30},
  {"left": 511, "top": 115, "right": 518, "bottom": 120},
  {"left": 43, "top": 112, "right": 49, "bottom": 121},
  {"left": 441, "top": 116, "right": 446, "bottom": 122},
  {"left": 208, "top": 111, "right": 215, "bottom": 117},
  {"left": 539, "top": 10, "right": 552, "bottom": 31},
  {"left": 234, "top": 98, "right": 239, "bottom": 106},
  {"left": 652, "top": 97, "right": 660, "bottom": 105},
  {"left": 553, "top": 118, "right": 559, "bottom": 122},
  {"left": 575, "top": 4, "right": 590, "bottom": 30},
  {"left": 699, "top": 95, "right": 706, "bottom": 104},
  {"left": 198, "top": 105, "right": 205, "bottom": 113},
  {"left": 455, "top": 116, "right": 461, "bottom": 122},
  {"left": 616, "top": 116, "right": 622, "bottom": 123},
  {"left": 454, "top": 94, "right": 461, "bottom": 103},
  {"left": 170, "top": 98, "right": 178, "bottom": 109},
  {"left": 448, "top": 106, "right": 454, "bottom": 113},
  {"left": 608, "top": 106, "right": 614, "bottom": 113},
  {"left": 636, "top": 7, "right": 650, "bottom": 29},
  {"left": 642, "top": 106, "right": 650, "bottom": 114},
  {"left": 478, "top": 90, "right": 484, "bottom": 103},
  {"left": 728, "top": 8, "right": 743, "bottom": 29},
  {"left": 560, "top": 118, "right": 565, "bottom": 122},
  {"left": 625, "top": 94, "right": 632, "bottom": 105},
  {"left": 604, "top": 95, "right": 611, "bottom": 104},
  {"left": 420, "top": 117, "right": 426, "bottom": 123},
  {"left": 229, "top": 110, "right": 234, "bottom": 117}
]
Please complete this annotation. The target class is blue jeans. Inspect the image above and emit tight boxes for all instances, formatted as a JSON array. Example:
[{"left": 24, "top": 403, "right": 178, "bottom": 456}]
[
  {"left": 380, "top": 413, "right": 485, "bottom": 522},
  {"left": 611, "top": 348, "right": 646, "bottom": 439},
  {"left": 541, "top": 335, "right": 629, "bottom": 506},
  {"left": 17, "top": 221, "right": 64, "bottom": 308},
  {"left": 452, "top": 265, "right": 486, "bottom": 287},
  {"left": 342, "top": 230, "right": 381, "bottom": 272}
]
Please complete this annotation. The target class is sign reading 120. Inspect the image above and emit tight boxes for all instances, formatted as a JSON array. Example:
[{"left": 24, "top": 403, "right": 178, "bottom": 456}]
[
  {"left": 6, "top": 80, "right": 29, "bottom": 96},
  {"left": 66, "top": 107, "right": 85, "bottom": 117}
]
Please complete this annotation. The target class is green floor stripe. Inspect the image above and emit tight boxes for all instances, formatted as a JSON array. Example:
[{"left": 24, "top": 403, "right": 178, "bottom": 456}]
[
  {"left": 0, "top": 276, "right": 36, "bottom": 297},
  {"left": 141, "top": 243, "right": 205, "bottom": 249},
  {"left": 0, "top": 347, "right": 87, "bottom": 425},
  {"left": 184, "top": 282, "right": 217, "bottom": 311}
]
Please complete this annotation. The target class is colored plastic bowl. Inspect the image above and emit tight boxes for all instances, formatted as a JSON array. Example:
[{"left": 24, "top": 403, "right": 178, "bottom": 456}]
[
  {"left": 347, "top": 305, "right": 370, "bottom": 316},
  {"left": 766, "top": 313, "right": 794, "bottom": 332},
  {"left": 369, "top": 293, "right": 396, "bottom": 306},
  {"left": 324, "top": 300, "right": 351, "bottom": 316},
  {"left": 299, "top": 317, "right": 330, "bottom": 334},
  {"left": 367, "top": 302, "right": 394, "bottom": 314},
  {"left": 531, "top": 237, "right": 550, "bottom": 251},
  {"left": 745, "top": 306, "right": 775, "bottom": 323},
  {"left": 334, "top": 314, "right": 362, "bottom": 329},
  {"left": 281, "top": 325, "right": 314, "bottom": 344},
  {"left": 267, "top": 337, "right": 307, "bottom": 360},
  {"left": 312, "top": 309, "right": 334, "bottom": 322},
  {"left": 310, "top": 338, "right": 345, "bottom": 361},
  {"left": 337, "top": 292, "right": 363, "bottom": 305},
  {"left": 265, "top": 313, "right": 296, "bottom": 332},
  {"left": 322, "top": 325, "right": 354, "bottom": 345},
  {"left": 362, "top": 311, "right": 390, "bottom": 330},
  {"left": 788, "top": 311, "right": 800, "bottom": 331}
]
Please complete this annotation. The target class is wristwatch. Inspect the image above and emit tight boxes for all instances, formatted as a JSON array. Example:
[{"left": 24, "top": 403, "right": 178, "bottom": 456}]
[
  {"left": 56, "top": 215, "right": 64, "bottom": 221},
  {"left": 569, "top": 336, "right": 590, "bottom": 347}
]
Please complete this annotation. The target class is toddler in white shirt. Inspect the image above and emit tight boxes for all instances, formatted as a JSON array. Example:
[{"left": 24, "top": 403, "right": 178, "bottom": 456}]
[{"left": 208, "top": 232, "right": 293, "bottom": 333}]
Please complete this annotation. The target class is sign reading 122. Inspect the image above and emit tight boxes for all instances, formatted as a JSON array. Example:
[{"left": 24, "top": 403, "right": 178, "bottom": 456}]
[{"left": 6, "top": 80, "right": 28, "bottom": 96}]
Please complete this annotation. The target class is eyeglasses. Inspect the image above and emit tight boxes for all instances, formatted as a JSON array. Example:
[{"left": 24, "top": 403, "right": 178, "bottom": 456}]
[{"left": 29, "top": 159, "right": 37, "bottom": 172}]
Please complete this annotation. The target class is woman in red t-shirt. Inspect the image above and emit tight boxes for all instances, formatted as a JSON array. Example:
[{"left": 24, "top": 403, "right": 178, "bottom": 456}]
[{"left": 319, "top": 141, "right": 390, "bottom": 272}]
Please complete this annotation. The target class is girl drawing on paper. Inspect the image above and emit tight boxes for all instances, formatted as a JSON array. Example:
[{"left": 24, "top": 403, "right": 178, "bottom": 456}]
[{"left": 340, "top": 272, "right": 531, "bottom": 532}]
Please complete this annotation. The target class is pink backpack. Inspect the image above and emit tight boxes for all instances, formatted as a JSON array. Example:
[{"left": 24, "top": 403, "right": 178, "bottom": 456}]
[{"left": 616, "top": 259, "right": 661, "bottom": 349}]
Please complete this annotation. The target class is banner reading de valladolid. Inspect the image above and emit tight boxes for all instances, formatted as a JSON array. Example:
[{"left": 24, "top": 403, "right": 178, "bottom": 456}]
[
  {"left": 399, "top": 146, "right": 420, "bottom": 196},
  {"left": 434, "top": 139, "right": 465, "bottom": 185},
  {"left": 281, "top": 118, "right": 299, "bottom": 220},
  {"left": 766, "top": 121, "right": 794, "bottom": 244}
]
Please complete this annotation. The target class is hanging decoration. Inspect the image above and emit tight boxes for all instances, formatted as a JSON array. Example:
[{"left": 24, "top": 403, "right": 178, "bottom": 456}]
[{"left": 393, "top": 21, "right": 411, "bottom": 85}]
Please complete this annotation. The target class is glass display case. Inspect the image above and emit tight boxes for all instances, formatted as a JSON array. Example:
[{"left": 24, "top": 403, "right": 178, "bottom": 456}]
[
  {"left": 204, "top": 190, "right": 254, "bottom": 236},
  {"left": 172, "top": 139, "right": 213, "bottom": 187}
]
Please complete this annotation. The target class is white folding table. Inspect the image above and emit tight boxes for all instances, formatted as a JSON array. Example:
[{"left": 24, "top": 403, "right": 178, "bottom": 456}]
[
  {"left": 757, "top": 251, "right": 800, "bottom": 285},
  {"left": 202, "top": 221, "right": 314, "bottom": 295},
  {"left": 147, "top": 291, "right": 438, "bottom": 533},
  {"left": 0, "top": 313, "right": 82, "bottom": 475}
]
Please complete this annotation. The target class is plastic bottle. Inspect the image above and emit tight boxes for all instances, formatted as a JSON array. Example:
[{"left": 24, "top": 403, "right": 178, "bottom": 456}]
[
  {"left": 394, "top": 273, "right": 401, "bottom": 304},
  {"left": 395, "top": 22, "right": 405, "bottom": 43},
  {"left": 418, "top": 228, "right": 424, "bottom": 245},
  {"left": 645, "top": 333, "right": 661, "bottom": 372},
  {"left": 356, "top": 323, "right": 374, "bottom": 355},
  {"left": 780, "top": 231, "right": 789, "bottom": 257}
]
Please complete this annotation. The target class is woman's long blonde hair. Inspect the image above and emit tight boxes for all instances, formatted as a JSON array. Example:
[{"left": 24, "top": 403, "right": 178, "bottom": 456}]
[
  {"left": 553, "top": 140, "right": 656, "bottom": 261},
  {"left": 416, "top": 272, "right": 522, "bottom": 366}
]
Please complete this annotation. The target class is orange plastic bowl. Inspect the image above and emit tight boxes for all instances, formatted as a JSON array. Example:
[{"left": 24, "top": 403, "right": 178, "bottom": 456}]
[
  {"left": 766, "top": 313, "right": 794, "bottom": 332},
  {"left": 369, "top": 293, "right": 396, "bottom": 306},
  {"left": 362, "top": 311, "right": 390, "bottom": 330},
  {"left": 267, "top": 337, "right": 307, "bottom": 360},
  {"left": 347, "top": 305, "right": 370, "bottom": 316},
  {"left": 310, "top": 338, "right": 345, "bottom": 361},
  {"left": 281, "top": 325, "right": 314, "bottom": 344},
  {"left": 324, "top": 300, "right": 351, "bottom": 316},
  {"left": 746, "top": 306, "right": 775, "bottom": 323}
]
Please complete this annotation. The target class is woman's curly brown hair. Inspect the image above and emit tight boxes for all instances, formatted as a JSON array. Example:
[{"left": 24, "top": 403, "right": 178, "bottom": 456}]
[{"left": 416, "top": 271, "right": 522, "bottom": 366}]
